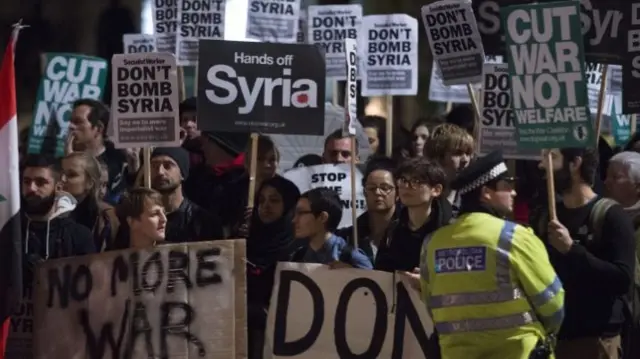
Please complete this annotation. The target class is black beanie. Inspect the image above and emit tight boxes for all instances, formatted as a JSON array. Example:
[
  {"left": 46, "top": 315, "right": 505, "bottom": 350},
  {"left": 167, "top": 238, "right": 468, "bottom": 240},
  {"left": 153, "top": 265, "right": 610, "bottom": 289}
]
[
  {"left": 151, "top": 147, "right": 190, "bottom": 179},
  {"left": 202, "top": 131, "right": 249, "bottom": 157}
]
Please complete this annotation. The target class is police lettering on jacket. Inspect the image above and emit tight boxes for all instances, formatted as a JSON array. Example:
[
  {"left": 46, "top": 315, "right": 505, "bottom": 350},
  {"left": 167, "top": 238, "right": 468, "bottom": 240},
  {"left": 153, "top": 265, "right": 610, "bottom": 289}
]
[{"left": 434, "top": 246, "right": 487, "bottom": 273}]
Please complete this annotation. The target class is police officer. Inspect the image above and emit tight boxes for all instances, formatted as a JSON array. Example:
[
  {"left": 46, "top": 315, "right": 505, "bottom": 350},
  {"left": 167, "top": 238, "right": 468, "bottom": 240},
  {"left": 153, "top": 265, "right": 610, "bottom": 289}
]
[{"left": 419, "top": 150, "right": 565, "bottom": 359}]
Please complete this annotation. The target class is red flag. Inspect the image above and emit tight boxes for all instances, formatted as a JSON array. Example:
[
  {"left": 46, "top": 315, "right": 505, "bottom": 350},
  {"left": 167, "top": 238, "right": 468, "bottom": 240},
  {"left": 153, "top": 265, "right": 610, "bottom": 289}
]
[{"left": 0, "top": 22, "right": 25, "bottom": 359}]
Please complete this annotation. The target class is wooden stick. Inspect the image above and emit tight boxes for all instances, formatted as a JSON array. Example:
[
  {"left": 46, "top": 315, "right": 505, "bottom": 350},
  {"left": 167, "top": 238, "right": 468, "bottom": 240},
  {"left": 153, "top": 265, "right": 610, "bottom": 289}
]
[
  {"left": 143, "top": 147, "right": 151, "bottom": 188},
  {"left": 545, "top": 151, "right": 557, "bottom": 220},
  {"left": 40, "top": 53, "right": 47, "bottom": 74},
  {"left": 193, "top": 64, "right": 198, "bottom": 95},
  {"left": 349, "top": 136, "right": 359, "bottom": 249},
  {"left": 332, "top": 80, "right": 340, "bottom": 106},
  {"left": 631, "top": 114, "right": 637, "bottom": 136},
  {"left": 385, "top": 96, "right": 393, "bottom": 157},
  {"left": 247, "top": 133, "right": 260, "bottom": 208},
  {"left": 445, "top": 101, "right": 452, "bottom": 114},
  {"left": 594, "top": 64, "right": 609, "bottom": 149},
  {"left": 178, "top": 67, "right": 186, "bottom": 102}
]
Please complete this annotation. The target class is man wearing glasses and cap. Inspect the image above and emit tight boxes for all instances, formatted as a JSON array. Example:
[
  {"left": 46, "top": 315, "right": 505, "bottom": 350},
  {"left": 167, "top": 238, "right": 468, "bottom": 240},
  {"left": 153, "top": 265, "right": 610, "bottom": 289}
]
[{"left": 419, "top": 150, "right": 565, "bottom": 359}]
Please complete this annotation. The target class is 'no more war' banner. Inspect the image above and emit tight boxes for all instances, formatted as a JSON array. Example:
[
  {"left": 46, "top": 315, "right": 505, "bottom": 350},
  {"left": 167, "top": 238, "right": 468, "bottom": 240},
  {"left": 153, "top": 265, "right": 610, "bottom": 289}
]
[
  {"left": 152, "top": 0, "right": 179, "bottom": 54},
  {"left": 176, "top": 0, "right": 226, "bottom": 66},
  {"left": 246, "top": 0, "right": 301, "bottom": 43},
  {"left": 284, "top": 164, "right": 365, "bottom": 228},
  {"left": 123, "top": 34, "right": 157, "bottom": 54},
  {"left": 197, "top": 40, "right": 325, "bottom": 135},
  {"left": 503, "top": 1, "right": 593, "bottom": 149},
  {"left": 428, "top": 55, "right": 502, "bottom": 103},
  {"left": 27, "top": 53, "right": 108, "bottom": 157},
  {"left": 422, "top": 0, "right": 485, "bottom": 86},
  {"left": 111, "top": 53, "right": 180, "bottom": 148},
  {"left": 307, "top": 4, "right": 362, "bottom": 79},
  {"left": 359, "top": 14, "right": 419, "bottom": 97},
  {"left": 266, "top": 263, "right": 434, "bottom": 358},
  {"left": 33, "top": 240, "right": 247, "bottom": 359},
  {"left": 473, "top": 0, "right": 626, "bottom": 64},
  {"left": 622, "top": 2, "right": 640, "bottom": 113},
  {"left": 479, "top": 63, "right": 539, "bottom": 160}
]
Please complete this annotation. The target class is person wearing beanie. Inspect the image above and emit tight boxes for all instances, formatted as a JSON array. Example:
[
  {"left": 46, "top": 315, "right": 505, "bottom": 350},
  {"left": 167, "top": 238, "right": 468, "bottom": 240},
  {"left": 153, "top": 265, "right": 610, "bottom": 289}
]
[{"left": 116, "top": 147, "right": 224, "bottom": 245}]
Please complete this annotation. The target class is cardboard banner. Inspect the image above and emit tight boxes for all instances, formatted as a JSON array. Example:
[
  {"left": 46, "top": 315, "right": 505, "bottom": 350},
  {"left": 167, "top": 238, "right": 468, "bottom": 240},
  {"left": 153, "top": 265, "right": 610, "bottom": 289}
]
[
  {"left": 283, "top": 164, "right": 365, "bottom": 228},
  {"left": 422, "top": 0, "right": 485, "bottom": 86},
  {"left": 246, "top": 0, "right": 302, "bottom": 43},
  {"left": 176, "top": 0, "right": 226, "bottom": 66},
  {"left": 479, "top": 63, "right": 538, "bottom": 160},
  {"left": 123, "top": 34, "right": 157, "bottom": 54},
  {"left": 428, "top": 55, "right": 502, "bottom": 104},
  {"left": 27, "top": 53, "right": 108, "bottom": 157},
  {"left": 111, "top": 52, "right": 180, "bottom": 148},
  {"left": 307, "top": 4, "right": 362, "bottom": 79},
  {"left": 266, "top": 263, "right": 434, "bottom": 358},
  {"left": 197, "top": 40, "right": 325, "bottom": 135},
  {"left": 360, "top": 14, "right": 419, "bottom": 97},
  {"left": 33, "top": 240, "right": 247, "bottom": 359},
  {"left": 152, "top": 0, "right": 178, "bottom": 54},
  {"left": 503, "top": 1, "right": 593, "bottom": 149}
]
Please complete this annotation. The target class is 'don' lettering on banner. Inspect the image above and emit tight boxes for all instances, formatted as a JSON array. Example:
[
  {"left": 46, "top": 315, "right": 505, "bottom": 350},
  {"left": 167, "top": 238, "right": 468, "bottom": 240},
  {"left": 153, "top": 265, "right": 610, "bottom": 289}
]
[
  {"left": 122, "top": 34, "right": 157, "bottom": 54},
  {"left": 111, "top": 52, "right": 181, "bottom": 148},
  {"left": 359, "top": 14, "right": 419, "bottom": 97},
  {"left": 266, "top": 263, "right": 434, "bottom": 358},
  {"left": 152, "top": 0, "right": 179, "bottom": 54},
  {"left": 422, "top": 0, "right": 485, "bottom": 86},
  {"left": 246, "top": 0, "right": 302, "bottom": 43},
  {"left": 33, "top": 240, "right": 247, "bottom": 359},
  {"left": 502, "top": 1, "right": 593, "bottom": 149},
  {"left": 307, "top": 4, "right": 362, "bottom": 79},
  {"left": 176, "top": 0, "right": 226, "bottom": 66}
]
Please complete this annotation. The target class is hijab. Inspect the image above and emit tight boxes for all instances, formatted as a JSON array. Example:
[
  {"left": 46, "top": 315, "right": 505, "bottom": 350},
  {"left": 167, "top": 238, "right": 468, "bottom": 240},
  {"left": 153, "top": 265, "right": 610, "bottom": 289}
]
[{"left": 247, "top": 176, "right": 300, "bottom": 268}]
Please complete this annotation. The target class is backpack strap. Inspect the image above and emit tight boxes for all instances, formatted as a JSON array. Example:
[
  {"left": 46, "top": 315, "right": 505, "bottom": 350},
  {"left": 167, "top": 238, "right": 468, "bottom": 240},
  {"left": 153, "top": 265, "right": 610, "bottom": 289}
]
[{"left": 588, "top": 198, "right": 618, "bottom": 243}]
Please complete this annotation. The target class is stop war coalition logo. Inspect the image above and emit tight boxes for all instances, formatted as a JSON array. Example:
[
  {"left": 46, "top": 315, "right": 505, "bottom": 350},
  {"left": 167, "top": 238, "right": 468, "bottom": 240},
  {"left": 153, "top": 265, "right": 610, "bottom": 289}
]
[{"left": 197, "top": 40, "right": 325, "bottom": 135}]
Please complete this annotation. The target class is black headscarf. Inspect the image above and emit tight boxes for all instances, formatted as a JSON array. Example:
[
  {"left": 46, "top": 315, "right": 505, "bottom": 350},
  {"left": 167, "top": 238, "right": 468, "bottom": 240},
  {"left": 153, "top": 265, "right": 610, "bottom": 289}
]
[{"left": 247, "top": 176, "right": 300, "bottom": 267}]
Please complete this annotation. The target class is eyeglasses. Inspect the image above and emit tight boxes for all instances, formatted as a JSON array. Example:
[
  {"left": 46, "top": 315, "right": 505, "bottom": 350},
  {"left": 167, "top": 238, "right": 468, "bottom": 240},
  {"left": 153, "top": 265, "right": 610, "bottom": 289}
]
[
  {"left": 364, "top": 185, "right": 396, "bottom": 195},
  {"left": 396, "top": 177, "right": 428, "bottom": 189}
]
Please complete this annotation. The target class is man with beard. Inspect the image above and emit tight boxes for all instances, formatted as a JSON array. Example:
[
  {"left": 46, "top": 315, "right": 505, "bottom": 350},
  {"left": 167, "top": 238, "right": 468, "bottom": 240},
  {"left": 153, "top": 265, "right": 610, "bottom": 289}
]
[
  {"left": 148, "top": 147, "right": 224, "bottom": 242},
  {"left": 420, "top": 150, "right": 563, "bottom": 359},
  {"left": 536, "top": 148, "right": 635, "bottom": 359}
]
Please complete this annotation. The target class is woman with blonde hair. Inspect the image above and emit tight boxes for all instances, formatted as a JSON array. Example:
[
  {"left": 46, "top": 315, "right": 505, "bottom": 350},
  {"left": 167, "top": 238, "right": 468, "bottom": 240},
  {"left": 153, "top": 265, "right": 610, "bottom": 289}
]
[{"left": 61, "top": 152, "right": 119, "bottom": 251}]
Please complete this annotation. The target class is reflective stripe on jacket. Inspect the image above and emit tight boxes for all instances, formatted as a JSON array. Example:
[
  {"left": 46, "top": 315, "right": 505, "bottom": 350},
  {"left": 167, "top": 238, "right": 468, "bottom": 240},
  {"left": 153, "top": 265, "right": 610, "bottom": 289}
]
[{"left": 419, "top": 212, "right": 564, "bottom": 358}]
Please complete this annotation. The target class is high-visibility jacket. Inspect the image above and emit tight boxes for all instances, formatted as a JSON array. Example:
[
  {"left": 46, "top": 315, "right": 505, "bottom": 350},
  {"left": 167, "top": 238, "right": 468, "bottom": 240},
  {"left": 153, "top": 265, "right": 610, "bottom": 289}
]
[{"left": 420, "top": 212, "right": 565, "bottom": 359}]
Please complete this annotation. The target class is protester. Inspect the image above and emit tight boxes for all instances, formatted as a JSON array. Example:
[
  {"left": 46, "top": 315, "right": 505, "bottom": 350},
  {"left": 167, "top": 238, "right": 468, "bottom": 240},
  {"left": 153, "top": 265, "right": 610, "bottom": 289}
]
[
  {"left": 117, "top": 187, "right": 166, "bottom": 248},
  {"left": 424, "top": 123, "right": 474, "bottom": 217},
  {"left": 246, "top": 177, "right": 300, "bottom": 359},
  {"left": 290, "top": 188, "right": 372, "bottom": 269},
  {"left": 374, "top": 157, "right": 451, "bottom": 273},
  {"left": 68, "top": 99, "right": 138, "bottom": 203},
  {"left": 322, "top": 129, "right": 358, "bottom": 164},
  {"left": 536, "top": 148, "right": 635, "bottom": 359},
  {"left": 97, "top": 159, "right": 109, "bottom": 200},
  {"left": 361, "top": 115, "right": 386, "bottom": 156},
  {"left": 409, "top": 120, "right": 430, "bottom": 158},
  {"left": 337, "top": 156, "right": 399, "bottom": 262},
  {"left": 179, "top": 97, "right": 204, "bottom": 167},
  {"left": 61, "top": 152, "right": 119, "bottom": 251},
  {"left": 148, "top": 147, "right": 223, "bottom": 242},
  {"left": 421, "top": 150, "right": 564, "bottom": 359}
]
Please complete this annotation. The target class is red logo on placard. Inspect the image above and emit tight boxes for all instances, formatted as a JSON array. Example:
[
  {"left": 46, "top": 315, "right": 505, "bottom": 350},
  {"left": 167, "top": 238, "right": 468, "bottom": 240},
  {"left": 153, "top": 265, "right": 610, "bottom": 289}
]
[{"left": 296, "top": 94, "right": 309, "bottom": 104}]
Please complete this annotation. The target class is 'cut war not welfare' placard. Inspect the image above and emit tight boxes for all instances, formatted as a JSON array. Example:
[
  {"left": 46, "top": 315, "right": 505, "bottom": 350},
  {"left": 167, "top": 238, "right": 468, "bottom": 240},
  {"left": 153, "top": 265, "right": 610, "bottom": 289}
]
[
  {"left": 176, "top": 0, "right": 226, "bottom": 66},
  {"left": 502, "top": 1, "right": 593, "bottom": 149},
  {"left": 111, "top": 53, "right": 180, "bottom": 148},
  {"left": 360, "top": 14, "right": 419, "bottom": 97},
  {"left": 27, "top": 53, "right": 108, "bottom": 157}
]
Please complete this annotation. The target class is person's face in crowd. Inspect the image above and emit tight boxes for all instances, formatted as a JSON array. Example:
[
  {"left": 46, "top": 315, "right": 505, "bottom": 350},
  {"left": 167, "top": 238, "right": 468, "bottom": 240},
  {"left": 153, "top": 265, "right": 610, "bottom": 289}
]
[
  {"left": 481, "top": 179, "right": 517, "bottom": 217},
  {"left": 323, "top": 137, "right": 356, "bottom": 164},
  {"left": 21, "top": 167, "right": 57, "bottom": 216},
  {"left": 441, "top": 149, "right": 472, "bottom": 180},
  {"left": 412, "top": 125, "right": 429, "bottom": 157},
  {"left": 99, "top": 167, "right": 109, "bottom": 199},
  {"left": 128, "top": 200, "right": 167, "bottom": 245},
  {"left": 364, "top": 170, "right": 396, "bottom": 213},
  {"left": 605, "top": 162, "right": 639, "bottom": 206},
  {"left": 69, "top": 105, "right": 102, "bottom": 149},
  {"left": 61, "top": 157, "right": 92, "bottom": 200},
  {"left": 396, "top": 175, "right": 443, "bottom": 207},
  {"left": 539, "top": 149, "right": 572, "bottom": 194},
  {"left": 258, "top": 185, "right": 285, "bottom": 224},
  {"left": 199, "top": 137, "right": 234, "bottom": 165},
  {"left": 364, "top": 126, "right": 380, "bottom": 154},
  {"left": 257, "top": 150, "right": 278, "bottom": 179},
  {"left": 180, "top": 112, "right": 199, "bottom": 140},
  {"left": 292, "top": 198, "right": 327, "bottom": 238},
  {"left": 150, "top": 155, "right": 182, "bottom": 193}
]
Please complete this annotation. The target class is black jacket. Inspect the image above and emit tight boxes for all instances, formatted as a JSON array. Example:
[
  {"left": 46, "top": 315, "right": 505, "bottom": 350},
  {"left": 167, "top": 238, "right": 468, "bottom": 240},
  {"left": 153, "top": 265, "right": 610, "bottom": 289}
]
[{"left": 164, "top": 198, "right": 224, "bottom": 242}]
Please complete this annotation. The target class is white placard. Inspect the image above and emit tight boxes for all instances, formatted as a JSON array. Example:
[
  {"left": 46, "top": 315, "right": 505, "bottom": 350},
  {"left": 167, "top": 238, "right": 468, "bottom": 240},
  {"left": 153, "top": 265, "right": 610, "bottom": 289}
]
[
  {"left": 122, "top": 34, "right": 157, "bottom": 54},
  {"left": 176, "top": 0, "right": 226, "bottom": 66},
  {"left": 343, "top": 38, "right": 358, "bottom": 136},
  {"left": 152, "top": 0, "right": 178, "bottom": 53},
  {"left": 428, "top": 55, "right": 502, "bottom": 103},
  {"left": 246, "top": 0, "right": 302, "bottom": 43}
]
